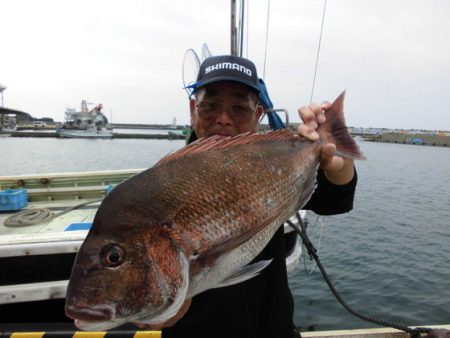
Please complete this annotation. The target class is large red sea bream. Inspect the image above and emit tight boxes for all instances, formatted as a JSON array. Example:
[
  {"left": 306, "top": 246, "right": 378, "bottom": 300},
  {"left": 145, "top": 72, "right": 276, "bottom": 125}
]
[{"left": 65, "top": 91, "right": 365, "bottom": 330}]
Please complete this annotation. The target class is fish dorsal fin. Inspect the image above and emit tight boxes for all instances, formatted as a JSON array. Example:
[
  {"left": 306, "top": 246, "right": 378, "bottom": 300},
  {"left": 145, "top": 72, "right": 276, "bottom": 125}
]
[
  {"left": 155, "top": 129, "right": 297, "bottom": 167},
  {"left": 214, "top": 259, "right": 273, "bottom": 288}
]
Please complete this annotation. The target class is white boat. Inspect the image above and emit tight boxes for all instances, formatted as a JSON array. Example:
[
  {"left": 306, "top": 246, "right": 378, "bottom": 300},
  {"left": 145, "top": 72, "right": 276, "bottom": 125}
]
[
  {"left": 56, "top": 100, "right": 113, "bottom": 139},
  {"left": 57, "top": 125, "right": 113, "bottom": 139},
  {"left": 1, "top": 125, "right": 17, "bottom": 132}
]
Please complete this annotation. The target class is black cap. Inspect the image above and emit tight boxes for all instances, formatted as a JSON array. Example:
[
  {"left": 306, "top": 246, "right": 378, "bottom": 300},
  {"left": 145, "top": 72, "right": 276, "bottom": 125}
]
[{"left": 192, "top": 55, "right": 260, "bottom": 93}]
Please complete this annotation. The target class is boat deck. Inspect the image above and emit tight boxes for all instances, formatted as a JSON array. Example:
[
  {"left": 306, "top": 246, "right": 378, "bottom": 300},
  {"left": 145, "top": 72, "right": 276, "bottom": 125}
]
[
  {"left": 0, "top": 170, "right": 143, "bottom": 307},
  {"left": 0, "top": 169, "right": 138, "bottom": 253},
  {"left": 302, "top": 325, "right": 450, "bottom": 337},
  {"left": 0, "top": 198, "right": 99, "bottom": 305}
]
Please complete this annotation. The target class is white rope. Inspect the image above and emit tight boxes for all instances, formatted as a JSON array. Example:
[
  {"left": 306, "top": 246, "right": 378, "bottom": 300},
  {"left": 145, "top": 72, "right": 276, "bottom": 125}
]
[
  {"left": 4, "top": 199, "right": 101, "bottom": 227},
  {"left": 310, "top": 0, "right": 328, "bottom": 104}
]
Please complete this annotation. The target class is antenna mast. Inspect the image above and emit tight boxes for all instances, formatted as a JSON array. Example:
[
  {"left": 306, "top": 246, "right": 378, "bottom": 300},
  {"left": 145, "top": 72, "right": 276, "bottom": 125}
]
[
  {"left": 231, "top": 0, "right": 245, "bottom": 56},
  {"left": 0, "top": 84, "right": 6, "bottom": 107}
]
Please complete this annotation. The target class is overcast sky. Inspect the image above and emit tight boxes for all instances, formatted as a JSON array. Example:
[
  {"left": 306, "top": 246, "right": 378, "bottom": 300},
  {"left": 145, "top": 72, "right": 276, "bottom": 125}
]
[{"left": 1, "top": 0, "right": 449, "bottom": 130}]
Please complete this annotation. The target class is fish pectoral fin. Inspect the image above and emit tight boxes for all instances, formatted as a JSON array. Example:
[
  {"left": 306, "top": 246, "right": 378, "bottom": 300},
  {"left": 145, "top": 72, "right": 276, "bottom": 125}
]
[
  {"left": 214, "top": 259, "right": 273, "bottom": 288},
  {"left": 132, "top": 298, "right": 192, "bottom": 329},
  {"left": 198, "top": 213, "right": 283, "bottom": 261}
]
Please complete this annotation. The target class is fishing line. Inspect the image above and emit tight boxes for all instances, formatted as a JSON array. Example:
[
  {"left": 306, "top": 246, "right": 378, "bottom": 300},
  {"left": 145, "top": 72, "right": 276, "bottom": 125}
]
[
  {"left": 262, "top": 0, "right": 271, "bottom": 80},
  {"left": 288, "top": 213, "right": 438, "bottom": 337},
  {"left": 310, "top": 0, "right": 327, "bottom": 104},
  {"left": 302, "top": 215, "right": 325, "bottom": 274}
]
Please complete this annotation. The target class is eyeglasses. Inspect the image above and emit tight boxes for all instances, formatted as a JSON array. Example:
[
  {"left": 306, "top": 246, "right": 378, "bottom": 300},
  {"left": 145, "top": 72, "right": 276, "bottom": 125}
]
[{"left": 196, "top": 100, "right": 259, "bottom": 124}]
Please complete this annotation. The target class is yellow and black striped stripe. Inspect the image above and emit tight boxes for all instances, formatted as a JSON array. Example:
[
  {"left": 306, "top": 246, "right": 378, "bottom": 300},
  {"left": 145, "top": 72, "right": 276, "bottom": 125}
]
[{"left": 1, "top": 331, "right": 161, "bottom": 338}]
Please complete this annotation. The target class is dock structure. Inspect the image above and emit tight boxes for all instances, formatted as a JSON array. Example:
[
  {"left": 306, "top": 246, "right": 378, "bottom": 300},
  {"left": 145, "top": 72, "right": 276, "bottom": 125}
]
[
  {"left": 364, "top": 132, "right": 450, "bottom": 147},
  {"left": 113, "top": 132, "right": 185, "bottom": 140},
  {"left": 0, "top": 107, "right": 33, "bottom": 129},
  {"left": 0, "top": 131, "right": 186, "bottom": 140},
  {"left": 3, "top": 127, "right": 449, "bottom": 145}
]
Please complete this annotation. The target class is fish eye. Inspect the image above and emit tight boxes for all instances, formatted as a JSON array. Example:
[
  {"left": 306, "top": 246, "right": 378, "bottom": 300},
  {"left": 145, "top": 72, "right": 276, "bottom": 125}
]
[{"left": 100, "top": 244, "right": 125, "bottom": 267}]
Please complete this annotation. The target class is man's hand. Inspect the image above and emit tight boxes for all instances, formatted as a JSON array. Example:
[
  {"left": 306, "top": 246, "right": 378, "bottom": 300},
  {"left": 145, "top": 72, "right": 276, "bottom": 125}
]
[
  {"left": 132, "top": 298, "right": 192, "bottom": 330},
  {"left": 297, "top": 102, "right": 355, "bottom": 185}
]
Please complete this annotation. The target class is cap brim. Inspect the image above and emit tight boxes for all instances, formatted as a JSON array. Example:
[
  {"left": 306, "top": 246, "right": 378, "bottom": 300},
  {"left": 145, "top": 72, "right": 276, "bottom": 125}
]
[{"left": 195, "top": 77, "right": 260, "bottom": 93}]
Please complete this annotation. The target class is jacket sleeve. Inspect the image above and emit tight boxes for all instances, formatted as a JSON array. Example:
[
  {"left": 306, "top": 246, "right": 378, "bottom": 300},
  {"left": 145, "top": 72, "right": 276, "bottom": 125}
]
[{"left": 303, "top": 168, "right": 358, "bottom": 215}]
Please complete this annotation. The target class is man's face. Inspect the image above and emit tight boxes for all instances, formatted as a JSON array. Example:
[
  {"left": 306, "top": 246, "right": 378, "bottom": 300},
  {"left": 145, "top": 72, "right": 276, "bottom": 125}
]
[{"left": 190, "top": 81, "right": 263, "bottom": 138}]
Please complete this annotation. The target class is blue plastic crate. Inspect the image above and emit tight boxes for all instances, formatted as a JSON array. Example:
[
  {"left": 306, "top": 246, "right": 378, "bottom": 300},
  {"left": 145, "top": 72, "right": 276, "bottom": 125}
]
[{"left": 0, "top": 189, "right": 28, "bottom": 211}]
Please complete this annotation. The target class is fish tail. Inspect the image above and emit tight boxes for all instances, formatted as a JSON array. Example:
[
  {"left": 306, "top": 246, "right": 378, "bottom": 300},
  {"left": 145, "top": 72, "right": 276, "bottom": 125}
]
[{"left": 319, "top": 91, "right": 366, "bottom": 160}]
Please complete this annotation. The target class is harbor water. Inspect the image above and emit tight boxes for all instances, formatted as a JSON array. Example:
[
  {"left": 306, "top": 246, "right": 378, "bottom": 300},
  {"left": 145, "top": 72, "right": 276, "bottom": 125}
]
[{"left": 1, "top": 136, "right": 449, "bottom": 331}]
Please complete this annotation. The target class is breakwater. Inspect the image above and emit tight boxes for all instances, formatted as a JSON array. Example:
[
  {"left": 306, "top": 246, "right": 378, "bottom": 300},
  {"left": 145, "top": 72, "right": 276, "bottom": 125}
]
[
  {"left": 4, "top": 130, "right": 448, "bottom": 146},
  {"left": 1, "top": 131, "right": 186, "bottom": 140},
  {"left": 364, "top": 132, "right": 450, "bottom": 147}
]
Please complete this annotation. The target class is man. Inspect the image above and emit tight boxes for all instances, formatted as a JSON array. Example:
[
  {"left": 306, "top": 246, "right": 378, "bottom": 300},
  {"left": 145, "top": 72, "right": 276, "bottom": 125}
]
[{"left": 159, "top": 55, "right": 357, "bottom": 337}]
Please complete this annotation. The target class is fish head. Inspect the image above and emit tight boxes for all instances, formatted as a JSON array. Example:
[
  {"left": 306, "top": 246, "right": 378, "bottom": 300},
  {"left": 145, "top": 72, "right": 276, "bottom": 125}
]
[{"left": 65, "top": 205, "right": 189, "bottom": 331}]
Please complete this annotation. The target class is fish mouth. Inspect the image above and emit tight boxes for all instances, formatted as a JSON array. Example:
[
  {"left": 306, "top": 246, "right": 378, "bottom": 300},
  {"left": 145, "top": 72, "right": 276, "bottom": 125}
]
[
  {"left": 74, "top": 319, "right": 121, "bottom": 331},
  {"left": 65, "top": 304, "right": 115, "bottom": 322}
]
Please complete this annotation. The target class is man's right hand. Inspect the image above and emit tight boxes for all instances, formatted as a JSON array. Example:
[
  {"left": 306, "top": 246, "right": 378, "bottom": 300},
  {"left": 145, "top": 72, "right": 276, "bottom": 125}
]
[{"left": 297, "top": 101, "right": 355, "bottom": 185}]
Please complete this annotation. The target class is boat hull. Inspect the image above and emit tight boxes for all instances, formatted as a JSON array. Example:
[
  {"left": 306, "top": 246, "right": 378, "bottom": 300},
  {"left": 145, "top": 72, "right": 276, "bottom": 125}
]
[{"left": 57, "top": 128, "right": 113, "bottom": 139}]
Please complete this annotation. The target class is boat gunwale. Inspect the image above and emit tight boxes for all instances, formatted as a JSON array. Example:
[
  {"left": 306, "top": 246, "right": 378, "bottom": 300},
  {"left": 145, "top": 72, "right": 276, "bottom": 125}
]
[
  {"left": 0, "top": 168, "right": 145, "bottom": 181},
  {"left": 301, "top": 325, "right": 450, "bottom": 338}
]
